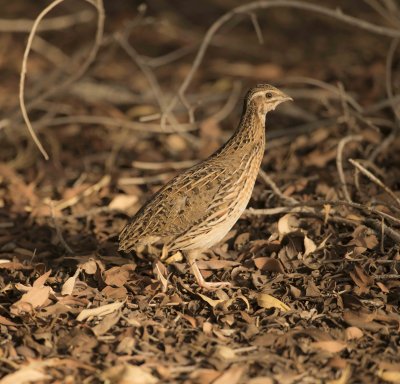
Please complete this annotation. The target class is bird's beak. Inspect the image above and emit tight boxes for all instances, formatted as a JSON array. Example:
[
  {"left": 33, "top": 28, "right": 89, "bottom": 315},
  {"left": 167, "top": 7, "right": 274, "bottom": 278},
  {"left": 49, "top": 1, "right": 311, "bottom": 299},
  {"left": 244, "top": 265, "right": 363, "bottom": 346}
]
[
  {"left": 274, "top": 94, "right": 293, "bottom": 110},
  {"left": 282, "top": 93, "right": 293, "bottom": 102}
]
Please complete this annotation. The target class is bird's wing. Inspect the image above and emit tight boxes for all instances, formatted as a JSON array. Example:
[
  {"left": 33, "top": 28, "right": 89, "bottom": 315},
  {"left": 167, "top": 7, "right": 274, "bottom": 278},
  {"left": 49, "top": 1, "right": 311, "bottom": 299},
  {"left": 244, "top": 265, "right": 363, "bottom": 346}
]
[{"left": 118, "top": 160, "right": 240, "bottom": 250}]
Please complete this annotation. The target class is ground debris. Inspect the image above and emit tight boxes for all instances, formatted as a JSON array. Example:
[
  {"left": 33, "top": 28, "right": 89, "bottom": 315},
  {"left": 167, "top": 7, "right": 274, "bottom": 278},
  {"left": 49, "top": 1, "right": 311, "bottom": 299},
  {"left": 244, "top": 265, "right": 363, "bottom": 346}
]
[{"left": 1, "top": 1, "right": 400, "bottom": 383}]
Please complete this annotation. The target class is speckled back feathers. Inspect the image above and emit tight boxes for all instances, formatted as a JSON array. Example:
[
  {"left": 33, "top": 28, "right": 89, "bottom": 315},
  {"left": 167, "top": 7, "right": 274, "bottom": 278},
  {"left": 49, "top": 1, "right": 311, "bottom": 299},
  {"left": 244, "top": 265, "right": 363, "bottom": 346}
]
[{"left": 119, "top": 85, "right": 290, "bottom": 254}]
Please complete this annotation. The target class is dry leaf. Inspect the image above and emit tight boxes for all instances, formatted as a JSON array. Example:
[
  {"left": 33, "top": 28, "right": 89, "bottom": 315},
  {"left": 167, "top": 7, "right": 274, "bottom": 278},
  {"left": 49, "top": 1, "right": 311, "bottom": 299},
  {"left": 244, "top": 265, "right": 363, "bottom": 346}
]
[
  {"left": 10, "top": 271, "right": 52, "bottom": 315},
  {"left": 203, "top": 322, "right": 213, "bottom": 335},
  {"left": 349, "top": 225, "right": 378, "bottom": 249},
  {"left": 165, "top": 251, "right": 183, "bottom": 264},
  {"left": 345, "top": 326, "right": 363, "bottom": 340},
  {"left": 323, "top": 204, "right": 331, "bottom": 224},
  {"left": 0, "top": 262, "right": 33, "bottom": 271},
  {"left": 350, "top": 266, "right": 374, "bottom": 293},
  {"left": 304, "top": 236, "right": 317, "bottom": 256},
  {"left": 377, "top": 370, "right": 400, "bottom": 384},
  {"left": 253, "top": 257, "right": 285, "bottom": 273},
  {"left": 92, "top": 310, "right": 121, "bottom": 336},
  {"left": 248, "top": 378, "right": 274, "bottom": 384},
  {"left": 257, "top": 293, "right": 290, "bottom": 312},
  {"left": 327, "top": 365, "right": 352, "bottom": 384},
  {"left": 180, "top": 312, "right": 196, "bottom": 327},
  {"left": 109, "top": 194, "right": 138, "bottom": 210},
  {"left": 376, "top": 281, "right": 389, "bottom": 293},
  {"left": 198, "top": 293, "right": 224, "bottom": 308},
  {"left": 213, "top": 365, "right": 246, "bottom": 384},
  {"left": 278, "top": 214, "right": 299, "bottom": 237},
  {"left": 154, "top": 261, "right": 169, "bottom": 292},
  {"left": 102, "top": 286, "right": 128, "bottom": 300},
  {"left": 122, "top": 366, "right": 158, "bottom": 384},
  {"left": 343, "top": 310, "right": 385, "bottom": 332},
  {"left": 214, "top": 345, "right": 237, "bottom": 361},
  {"left": 290, "top": 285, "right": 302, "bottom": 298},
  {"left": 304, "top": 234, "right": 331, "bottom": 257},
  {"left": 189, "top": 369, "right": 221, "bottom": 384},
  {"left": 103, "top": 264, "right": 135, "bottom": 287},
  {"left": 33, "top": 270, "right": 52, "bottom": 288},
  {"left": 197, "top": 259, "right": 239, "bottom": 270},
  {"left": 319, "top": 234, "right": 331, "bottom": 248},
  {"left": 77, "top": 301, "right": 124, "bottom": 322},
  {"left": 234, "top": 232, "right": 251, "bottom": 249},
  {"left": 166, "top": 134, "right": 187, "bottom": 152},
  {"left": 0, "top": 315, "right": 19, "bottom": 327},
  {"left": 306, "top": 279, "right": 321, "bottom": 297},
  {"left": 61, "top": 267, "right": 81, "bottom": 296},
  {"left": 102, "top": 365, "right": 158, "bottom": 384},
  {"left": 80, "top": 259, "right": 102, "bottom": 275},
  {"left": 312, "top": 340, "right": 347, "bottom": 353},
  {"left": 0, "top": 367, "right": 49, "bottom": 384},
  {"left": 124, "top": 314, "right": 141, "bottom": 327}
]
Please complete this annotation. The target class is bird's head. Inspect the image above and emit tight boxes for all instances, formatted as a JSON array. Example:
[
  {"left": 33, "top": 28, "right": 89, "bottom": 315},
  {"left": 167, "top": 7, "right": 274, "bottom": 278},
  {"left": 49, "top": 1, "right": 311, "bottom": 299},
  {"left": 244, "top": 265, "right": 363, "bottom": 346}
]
[{"left": 245, "top": 84, "right": 293, "bottom": 117}]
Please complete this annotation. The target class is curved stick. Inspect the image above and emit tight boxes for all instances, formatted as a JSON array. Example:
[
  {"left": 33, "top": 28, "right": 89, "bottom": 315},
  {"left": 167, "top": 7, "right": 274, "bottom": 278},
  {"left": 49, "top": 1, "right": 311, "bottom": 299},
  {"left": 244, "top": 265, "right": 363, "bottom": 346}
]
[{"left": 19, "top": 0, "right": 105, "bottom": 159}]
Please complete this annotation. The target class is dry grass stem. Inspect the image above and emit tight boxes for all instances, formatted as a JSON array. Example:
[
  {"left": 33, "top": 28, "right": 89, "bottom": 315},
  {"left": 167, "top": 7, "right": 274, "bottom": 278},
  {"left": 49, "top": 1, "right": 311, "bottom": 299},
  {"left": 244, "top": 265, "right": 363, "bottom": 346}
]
[
  {"left": 132, "top": 160, "right": 198, "bottom": 171},
  {"left": 258, "top": 169, "right": 298, "bottom": 205},
  {"left": 24, "top": 115, "right": 197, "bottom": 134},
  {"left": 55, "top": 175, "right": 111, "bottom": 211},
  {"left": 349, "top": 158, "right": 400, "bottom": 207},
  {"left": 49, "top": 202, "right": 74, "bottom": 253},
  {"left": 336, "top": 135, "right": 363, "bottom": 203},
  {"left": 0, "top": 10, "right": 93, "bottom": 32},
  {"left": 118, "top": 173, "right": 174, "bottom": 186}
]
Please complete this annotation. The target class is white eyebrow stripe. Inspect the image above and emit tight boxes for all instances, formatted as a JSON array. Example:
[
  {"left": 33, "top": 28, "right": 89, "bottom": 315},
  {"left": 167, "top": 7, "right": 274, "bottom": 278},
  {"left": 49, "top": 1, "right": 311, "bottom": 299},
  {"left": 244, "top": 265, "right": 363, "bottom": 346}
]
[{"left": 249, "top": 90, "right": 272, "bottom": 101}]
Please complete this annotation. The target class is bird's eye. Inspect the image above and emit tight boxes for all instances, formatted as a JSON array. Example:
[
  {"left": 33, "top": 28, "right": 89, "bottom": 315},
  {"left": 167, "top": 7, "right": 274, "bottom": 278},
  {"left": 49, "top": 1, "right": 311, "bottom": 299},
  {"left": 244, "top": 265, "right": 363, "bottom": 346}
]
[{"left": 266, "top": 92, "right": 273, "bottom": 99}]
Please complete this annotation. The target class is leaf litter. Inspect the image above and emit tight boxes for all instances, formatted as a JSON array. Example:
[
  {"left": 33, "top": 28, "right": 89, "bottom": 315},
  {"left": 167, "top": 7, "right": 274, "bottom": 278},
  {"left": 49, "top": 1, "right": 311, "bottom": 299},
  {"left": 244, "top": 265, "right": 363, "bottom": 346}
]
[{"left": 1, "top": 2, "right": 400, "bottom": 383}]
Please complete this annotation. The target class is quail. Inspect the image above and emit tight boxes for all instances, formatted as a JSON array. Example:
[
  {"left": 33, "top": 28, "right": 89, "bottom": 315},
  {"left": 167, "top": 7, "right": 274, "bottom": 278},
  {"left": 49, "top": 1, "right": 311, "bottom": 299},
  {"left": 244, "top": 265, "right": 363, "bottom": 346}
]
[{"left": 119, "top": 84, "right": 293, "bottom": 289}]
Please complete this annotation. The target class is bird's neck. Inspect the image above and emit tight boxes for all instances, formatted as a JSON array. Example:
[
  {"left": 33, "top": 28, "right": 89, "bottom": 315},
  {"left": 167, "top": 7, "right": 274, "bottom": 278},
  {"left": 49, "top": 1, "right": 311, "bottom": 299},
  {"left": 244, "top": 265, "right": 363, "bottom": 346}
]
[{"left": 227, "top": 104, "right": 266, "bottom": 150}]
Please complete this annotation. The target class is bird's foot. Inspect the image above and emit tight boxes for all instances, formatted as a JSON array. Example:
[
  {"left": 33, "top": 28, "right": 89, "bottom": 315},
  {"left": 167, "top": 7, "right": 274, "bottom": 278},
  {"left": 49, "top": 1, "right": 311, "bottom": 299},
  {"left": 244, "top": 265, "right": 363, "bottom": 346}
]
[
  {"left": 197, "top": 279, "right": 232, "bottom": 290},
  {"left": 189, "top": 257, "right": 231, "bottom": 290}
]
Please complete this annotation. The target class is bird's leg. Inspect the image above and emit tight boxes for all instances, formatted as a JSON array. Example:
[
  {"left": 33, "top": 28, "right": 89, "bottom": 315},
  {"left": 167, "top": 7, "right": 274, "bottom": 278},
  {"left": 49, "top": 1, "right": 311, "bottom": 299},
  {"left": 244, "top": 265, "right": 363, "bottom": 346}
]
[{"left": 186, "top": 250, "right": 232, "bottom": 290}]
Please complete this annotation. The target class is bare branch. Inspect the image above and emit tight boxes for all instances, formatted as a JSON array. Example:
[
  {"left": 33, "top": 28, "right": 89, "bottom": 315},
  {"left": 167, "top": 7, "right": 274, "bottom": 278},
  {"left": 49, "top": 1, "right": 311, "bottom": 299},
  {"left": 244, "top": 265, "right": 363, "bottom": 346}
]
[
  {"left": 161, "top": 0, "right": 400, "bottom": 124},
  {"left": 249, "top": 13, "right": 264, "bottom": 44},
  {"left": 22, "top": 115, "right": 197, "bottom": 134},
  {"left": 285, "top": 77, "right": 362, "bottom": 113}
]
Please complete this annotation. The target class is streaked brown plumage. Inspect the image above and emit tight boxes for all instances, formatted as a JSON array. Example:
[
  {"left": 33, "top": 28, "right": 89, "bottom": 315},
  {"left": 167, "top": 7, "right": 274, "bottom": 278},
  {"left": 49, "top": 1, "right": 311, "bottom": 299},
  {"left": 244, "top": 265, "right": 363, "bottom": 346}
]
[{"left": 119, "top": 84, "right": 292, "bottom": 288}]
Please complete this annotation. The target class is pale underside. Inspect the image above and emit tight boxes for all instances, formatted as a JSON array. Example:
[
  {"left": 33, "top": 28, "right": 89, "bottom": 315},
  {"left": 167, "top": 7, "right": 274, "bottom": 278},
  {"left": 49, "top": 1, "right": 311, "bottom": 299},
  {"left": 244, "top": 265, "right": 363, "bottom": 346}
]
[{"left": 119, "top": 142, "right": 264, "bottom": 253}]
